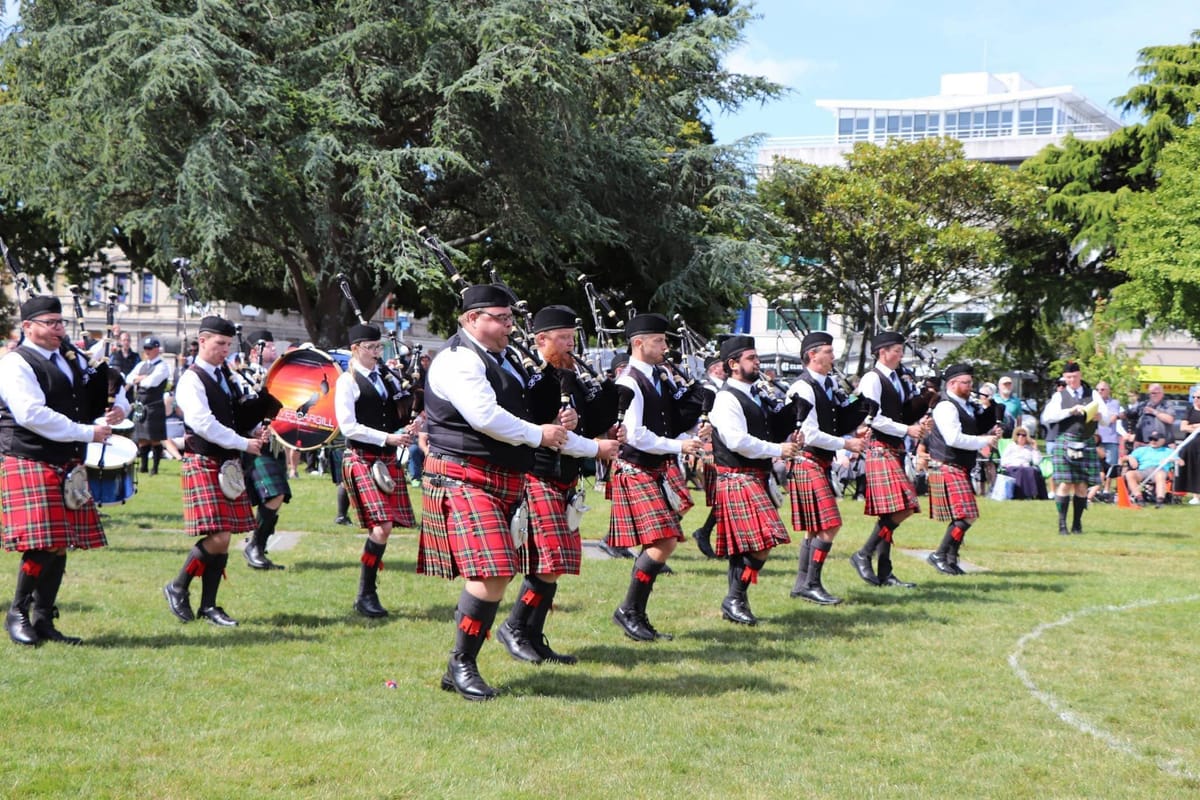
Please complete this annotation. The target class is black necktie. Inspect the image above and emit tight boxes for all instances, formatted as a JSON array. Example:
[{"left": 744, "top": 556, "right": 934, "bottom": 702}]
[{"left": 823, "top": 376, "right": 834, "bottom": 400}]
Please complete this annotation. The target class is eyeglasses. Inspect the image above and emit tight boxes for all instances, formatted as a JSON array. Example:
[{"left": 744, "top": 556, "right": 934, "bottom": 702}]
[
  {"left": 358, "top": 343, "right": 384, "bottom": 352},
  {"left": 29, "top": 318, "right": 66, "bottom": 328},
  {"left": 477, "top": 311, "right": 515, "bottom": 325},
  {"left": 1015, "top": 433, "right": 1028, "bottom": 438}
]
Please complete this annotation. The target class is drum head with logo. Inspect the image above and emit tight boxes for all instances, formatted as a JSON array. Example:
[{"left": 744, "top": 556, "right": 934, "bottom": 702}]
[
  {"left": 264, "top": 347, "right": 343, "bottom": 451},
  {"left": 84, "top": 435, "right": 139, "bottom": 469}
]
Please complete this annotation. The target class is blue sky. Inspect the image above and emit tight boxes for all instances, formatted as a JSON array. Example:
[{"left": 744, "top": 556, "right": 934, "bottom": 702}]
[{"left": 711, "top": 0, "right": 1199, "bottom": 143}]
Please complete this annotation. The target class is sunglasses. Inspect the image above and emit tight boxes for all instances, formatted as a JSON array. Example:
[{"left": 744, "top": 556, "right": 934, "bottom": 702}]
[{"left": 1015, "top": 433, "right": 1028, "bottom": 438}]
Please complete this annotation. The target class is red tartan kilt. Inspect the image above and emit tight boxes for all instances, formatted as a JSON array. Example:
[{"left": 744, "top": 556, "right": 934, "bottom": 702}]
[
  {"left": 664, "top": 458, "right": 696, "bottom": 516},
  {"left": 928, "top": 463, "right": 979, "bottom": 522},
  {"left": 863, "top": 442, "right": 920, "bottom": 517},
  {"left": 417, "top": 456, "right": 525, "bottom": 580},
  {"left": 1, "top": 456, "right": 106, "bottom": 551},
  {"left": 607, "top": 459, "right": 685, "bottom": 548},
  {"left": 713, "top": 467, "right": 790, "bottom": 557},
  {"left": 702, "top": 461, "right": 718, "bottom": 507},
  {"left": 521, "top": 474, "right": 581, "bottom": 576},
  {"left": 788, "top": 454, "right": 842, "bottom": 533},
  {"left": 342, "top": 448, "right": 416, "bottom": 530},
  {"left": 181, "top": 454, "right": 255, "bottom": 536}
]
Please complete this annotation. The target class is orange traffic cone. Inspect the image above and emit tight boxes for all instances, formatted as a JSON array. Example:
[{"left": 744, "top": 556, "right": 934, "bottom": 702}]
[{"left": 1116, "top": 476, "right": 1140, "bottom": 510}]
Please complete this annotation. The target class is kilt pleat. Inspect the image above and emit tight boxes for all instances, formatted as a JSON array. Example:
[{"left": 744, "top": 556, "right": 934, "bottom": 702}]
[
  {"left": 181, "top": 454, "right": 255, "bottom": 536},
  {"left": 1, "top": 456, "right": 106, "bottom": 551},
  {"left": 245, "top": 453, "right": 292, "bottom": 505},
  {"left": 713, "top": 468, "right": 790, "bottom": 557},
  {"left": 863, "top": 442, "right": 920, "bottom": 517},
  {"left": 521, "top": 474, "right": 581, "bottom": 576},
  {"left": 664, "top": 459, "right": 696, "bottom": 517},
  {"left": 417, "top": 456, "right": 525, "bottom": 580},
  {"left": 788, "top": 454, "right": 842, "bottom": 533},
  {"left": 607, "top": 459, "right": 685, "bottom": 547},
  {"left": 928, "top": 463, "right": 979, "bottom": 521},
  {"left": 342, "top": 448, "right": 416, "bottom": 530},
  {"left": 1051, "top": 434, "right": 1101, "bottom": 484},
  {"left": 702, "top": 460, "right": 718, "bottom": 507}
]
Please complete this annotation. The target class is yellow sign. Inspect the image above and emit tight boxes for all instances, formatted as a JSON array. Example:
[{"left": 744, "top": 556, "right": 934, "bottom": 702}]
[{"left": 1136, "top": 365, "right": 1200, "bottom": 396}]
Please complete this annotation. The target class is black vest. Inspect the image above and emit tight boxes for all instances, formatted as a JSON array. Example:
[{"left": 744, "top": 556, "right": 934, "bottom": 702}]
[
  {"left": 1056, "top": 387, "right": 1097, "bottom": 440},
  {"left": 134, "top": 359, "right": 166, "bottom": 405},
  {"left": 530, "top": 367, "right": 587, "bottom": 482},
  {"left": 618, "top": 366, "right": 675, "bottom": 469},
  {"left": 347, "top": 369, "right": 402, "bottom": 452},
  {"left": 424, "top": 332, "right": 533, "bottom": 472},
  {"left": 800, "top": 370, "right": 841, "bottom": 460},
  {"left": 183, "top": 364, "right": 240, "bottom": 462},
  {"left": 870, "top": 367, "right": 908, "bottom": 448},
  {"left": 927, "top": 396, "right": 981, "bottom": 469},
  {"left": 0, "top": 347, "right": 91, "bottom": 465},
  {"left": 711, "top": 386, "right": 772, "bottom": 470}
]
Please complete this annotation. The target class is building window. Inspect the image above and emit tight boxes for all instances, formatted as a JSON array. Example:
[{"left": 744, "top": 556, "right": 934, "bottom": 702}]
[
  {"left": 141, "top": 273, "right": 155, "bottom": 305},
  {"left": 919, "top": 312, "right": 986, "bottom": 337},
  {"left": 90, "top": 275, "right": 105, "bottom": 304},
  {"left": 766, "top": 307, "right": 826, "bottom": 333},
  {"left": 113, "top": 273, "right": 130, "bottom": 303}
]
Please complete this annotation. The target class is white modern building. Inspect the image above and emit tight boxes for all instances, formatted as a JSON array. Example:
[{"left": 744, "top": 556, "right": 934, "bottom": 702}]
[{"left": 744, "top": 72, "right": 1124, "bottom": 376}]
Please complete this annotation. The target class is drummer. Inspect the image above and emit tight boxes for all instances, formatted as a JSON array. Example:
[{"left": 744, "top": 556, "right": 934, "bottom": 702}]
[
  {"left": 239, "top": 329, "right": 290, "bottom": 571},
  {"left": 1, "top": 295, "right": 129, "bottom": 646},
  {"left": 126, "top": 336, "right": 171, "bottom": 475},
  {"left": 334, "top": 323, "right": 416, "bottom": 618}
]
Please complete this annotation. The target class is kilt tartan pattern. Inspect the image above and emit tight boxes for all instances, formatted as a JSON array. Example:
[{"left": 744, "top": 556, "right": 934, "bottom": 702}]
[
  {"left": 418, "top": 455, "right": 526, "bottom": 580},
  {"left": 181, "top": 454, "right": 255, "bottom": 537},
  {"left": 863, "top": 440, "right": 920, "bottom": 517},
  {"left": 342, "top": 448, "right": 416, "bottom": 530},
  {"left": 713, "top": 467, "right": 790, "bottom": 557},
  {"left": 607, "top": 459, "right": 686, "bottom": 548},
  {"left": 664, "top": 458, "right": 696, "bottom": 517},
  {"left": 520, "top": 474, "right": 582, "bottom": 576},
  {"left": 702, "top": 460, "right": 718, "bottom": 507},
  {"left": 1051, "top": 433, "right": 1101, "bottom": 485},
  {"left": 1, "top": 456, "right": 107, "bottom": 551},
  {"left": 245, "top": 453, "right": 292, "bottom": 506},
  {"left": 927, "top": 462, "right": 979, "bottom": 522},
  {"left": 788, "top": 453, "right": 842, "bottom": 533}
]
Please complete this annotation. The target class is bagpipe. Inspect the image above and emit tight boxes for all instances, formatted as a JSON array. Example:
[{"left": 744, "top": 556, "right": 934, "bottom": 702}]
[{"left": 335, "top": 271, "right": 417, "bottom": 425}]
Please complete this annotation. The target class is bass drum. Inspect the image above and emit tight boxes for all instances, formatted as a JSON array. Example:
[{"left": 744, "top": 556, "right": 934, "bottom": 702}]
[{"left": 264, "top": 346, "right": 343, "bottom": 451}]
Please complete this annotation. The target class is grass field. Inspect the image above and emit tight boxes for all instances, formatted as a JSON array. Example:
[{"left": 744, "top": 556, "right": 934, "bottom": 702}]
[{"left": 1, "top": 461, "right": 1197, "bottom": 799}]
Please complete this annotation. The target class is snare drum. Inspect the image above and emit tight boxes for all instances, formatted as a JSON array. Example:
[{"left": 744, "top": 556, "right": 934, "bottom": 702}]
[{"left": 84, "top": 436, "right": 139, "bottom": 505}]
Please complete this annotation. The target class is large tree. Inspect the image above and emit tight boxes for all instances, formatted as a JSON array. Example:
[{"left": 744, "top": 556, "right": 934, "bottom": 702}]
[
  {"left": 0, "top": 0, "right": 778, "bottom": 345},
  {"left": 757, "top": 138, "right": 1050, "bottom": 372}
]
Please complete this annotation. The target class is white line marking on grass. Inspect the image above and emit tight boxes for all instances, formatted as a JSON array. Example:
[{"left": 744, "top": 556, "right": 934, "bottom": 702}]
[{"left": 1008, "top": 595, "right": 1200, "bottom": 781}]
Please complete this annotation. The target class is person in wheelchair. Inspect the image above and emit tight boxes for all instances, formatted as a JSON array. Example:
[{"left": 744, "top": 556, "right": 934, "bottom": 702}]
[{"left": 1122, "top": 431, "right": 1181, "bottom": 508}]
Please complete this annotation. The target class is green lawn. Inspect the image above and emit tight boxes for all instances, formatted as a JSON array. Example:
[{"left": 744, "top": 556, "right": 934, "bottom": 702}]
[{"left": 1, "top": 461, "right": 1197, "bottom": 799}]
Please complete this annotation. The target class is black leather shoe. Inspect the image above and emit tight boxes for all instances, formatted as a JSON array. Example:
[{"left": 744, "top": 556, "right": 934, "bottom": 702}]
[
  {"left": 5, "top": 605, "right": 39, "bottom": 646},
  {"left": 640, "top": 614, "right": 673, "bottom": 641},
  {"left": 691, "top": 527, "right": 716, "bottom": 559},
  {"left": 496, "top": 620, "right": 543, "bottom": 664},
  {"left": 334, "top": 516, "right": 353, "bottom": 526},
  {"left": 612, "top": 606, "right": 656, "bottom": 641},
  {"left": 1070, "top": 524, "right": 1083, "bottom": 534},
  {"left": 353, "top": 592, "right": 389, "bottom": 618},
  {"left": 880, "top": 573, "right": 917, "bottom": 589},
  {"left": 197, "top": 606, "right": 238, "bottom": 627},
  {"left": 1058, "top": 522, "right": 1070, "bottom": 535},
  {"left": 791, "top": 585, "right": 843, "bottom": 605},
  {"left": 31, "top": 608, "right": 82, "bottom": 645},
  {"left": 163, "top": 583, "right": 194, "bottom": 623},
  {"left": 720, "top": 596, "right": 758, "bottom": 626},
  {"left": 440, "top": 653, "right": 499, "bottom": 701},
  {"left": 659, "top": 563, "right": 674, "bottom": 576},
  {"left": 532, "top": 635, "right": 578, "bottom": 665},
  {"left": 850, "top": 551, "right": 880, "bottom": 586},
  {"left": 598, "top": 541, "right": 635, "bottom": 559},
  {"left": 927, "top": 552, "right": 958, "bottom": 575},
  {"left": 244, "top": 541, "right": 284, "bottom": 570}
]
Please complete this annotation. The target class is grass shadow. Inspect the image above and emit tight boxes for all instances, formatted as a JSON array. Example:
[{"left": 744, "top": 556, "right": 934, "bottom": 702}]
[
  {"left": 499, "top": 670, "right": 793, "bottom": 700},
  {"left": 87, "top": 627, "right": 322, "bottom": 649}
]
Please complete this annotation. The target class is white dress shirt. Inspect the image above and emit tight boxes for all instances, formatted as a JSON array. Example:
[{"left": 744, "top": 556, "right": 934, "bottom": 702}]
[
  {"left": 1041, "top": 387, "right": 1113, "bottom": 426},
  {"left": 710, "top": 378, "right": 783, "bottom": 460},
  {"left": 615, "top": 358, "right": 683, "bottom": 456},
  {"left": 857, "top": 368, "right": 910, "bottom": 438},
  {"left": 0, "top": 343, "right": 130, "bottom": 443},
  {"left": 334, "top": 361, "right": 394, "bottom": 448},
  {"left": 126, "top": 357, "right": 170, "bottom": 390},
  {"left": 932, "top": 396, "right": 992, "bottom": 452},
  {"left": 786, "top": 369, "right": 846, "bottom": 452},
  {"left": 425, "top": 330, "right": 543, "bottom": 449},
  {"left": 174, "top": 357, "right": 251, "bottom": 452}
]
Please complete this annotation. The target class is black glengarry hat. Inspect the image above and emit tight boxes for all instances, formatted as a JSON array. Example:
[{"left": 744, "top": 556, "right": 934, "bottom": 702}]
[
  {"left": 719, "top": 335, "right": 756, "bottom": 363},
  {"left": 462, "top": 283, "right": 517, "bottom": 311},
  {"left": 349, "top": 323, "right": 381, "bottom": 344},
  {"left": 531, "top": 305, "right": 577, "bottom": 334},
  {"left": 199, "top": 316, "right": 237, "bottom": 337}
]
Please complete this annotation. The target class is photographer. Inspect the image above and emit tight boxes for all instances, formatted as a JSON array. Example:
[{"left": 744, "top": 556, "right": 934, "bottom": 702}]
[{"left": 1124, "top": 384, "right": 1174, "bottom": 448}]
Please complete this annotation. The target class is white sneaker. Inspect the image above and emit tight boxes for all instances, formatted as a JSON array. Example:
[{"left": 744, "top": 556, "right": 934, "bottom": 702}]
[{"left": 1189, "top": 496, "right": 1200, "bottom": 505}]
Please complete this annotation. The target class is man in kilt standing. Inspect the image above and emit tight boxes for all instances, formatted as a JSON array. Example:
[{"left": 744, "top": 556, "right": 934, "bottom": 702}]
[
  {"left": 608, "top": 313, "right": 704, "bottom": 642},
  {"left": 1, "top": 295, "right": 129, "bottom": 645},
  {"left": 850, "top": 331, "right": 931, "bottom": 589},
  {"left": 163, "top": 316, "right": 266, "bottom": 627},
  {"left": 786, "top": 331, "right": 866, "bottom": 606},
  {"left": 1041, "top": 361, "right": 1112, "bottom": 535},
  {"left": 333, "top": 323, "right": 417, "bottom": 618},
  {"left": 495, "top": 305, "right": 620, "bottom": 666},
  {"left": 707, "top": 335, "right": 800, "bottom": 625},
  {"left": 926, "top": 364, "right": 1000, "bottom": 574},
  {"left": 239, "top": 330, "right": 291, "bottom": 571},
  {"left": 127, "top": 336, "right": 171, "bottom": 475},
  {"left": 418, "top": 285, "right": 569, "bottom": 701}
]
